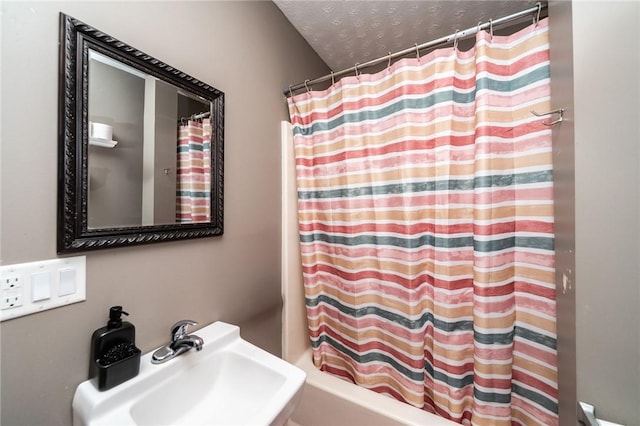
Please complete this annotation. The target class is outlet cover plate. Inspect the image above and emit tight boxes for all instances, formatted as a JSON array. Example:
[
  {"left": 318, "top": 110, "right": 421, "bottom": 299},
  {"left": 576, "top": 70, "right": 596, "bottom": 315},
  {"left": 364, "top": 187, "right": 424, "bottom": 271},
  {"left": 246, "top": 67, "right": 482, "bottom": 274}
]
[{"left": 0, "top": 256, "right": 86, "bottom": 321}]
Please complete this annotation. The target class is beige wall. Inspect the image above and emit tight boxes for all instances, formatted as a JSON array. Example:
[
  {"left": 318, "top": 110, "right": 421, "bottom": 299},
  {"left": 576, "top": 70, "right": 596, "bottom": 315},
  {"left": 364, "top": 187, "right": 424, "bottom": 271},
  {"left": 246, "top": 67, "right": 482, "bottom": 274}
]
[
  {"left": 88, "top": 60, "right": 145, "bottom": 228},
  {"left": 548, "top": 2, "right": 577, "bottom": 424},
  {"left": 572, "top": 1, "right": 640, "bottom": 424},
  {"left": 550, "top": 2, "right": 640, "bottom": 423},
  {"left": 0, "top": 2, "right": 328, "bottom": 425}
]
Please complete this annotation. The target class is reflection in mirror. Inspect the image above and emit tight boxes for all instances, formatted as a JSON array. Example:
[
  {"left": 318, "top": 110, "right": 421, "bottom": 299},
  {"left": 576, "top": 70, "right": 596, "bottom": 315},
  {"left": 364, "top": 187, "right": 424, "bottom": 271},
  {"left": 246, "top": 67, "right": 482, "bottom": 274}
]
[
  {"left": 58, "top": 13, "right": 224, "bottom": 253},
  {"left": 87, "top": 50, "right": 212, "bottom": 229},
  {"left": 88, "top": 50, "right": 146, "bottom": 228}
]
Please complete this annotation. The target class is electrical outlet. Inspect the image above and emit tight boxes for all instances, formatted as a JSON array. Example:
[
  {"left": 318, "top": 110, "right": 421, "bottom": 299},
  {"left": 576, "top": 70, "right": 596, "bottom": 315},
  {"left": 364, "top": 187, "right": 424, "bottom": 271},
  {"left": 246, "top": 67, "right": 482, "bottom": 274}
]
[
  {"left": 0, "top": 256, "right": 86, "bottom": 321},
  {"left": 1, "top": 274, "right": 23, "bottom": 290},
  {"left": 1, "top": 291, "right": 23, "bottom": 309}
]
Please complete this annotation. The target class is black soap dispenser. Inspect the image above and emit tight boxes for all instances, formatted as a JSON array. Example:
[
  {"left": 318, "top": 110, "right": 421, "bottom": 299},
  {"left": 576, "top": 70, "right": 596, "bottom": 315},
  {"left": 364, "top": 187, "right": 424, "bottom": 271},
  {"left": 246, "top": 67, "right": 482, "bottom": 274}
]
[{"left": 89, "top": 306, "right": 141, "bottom": 391}]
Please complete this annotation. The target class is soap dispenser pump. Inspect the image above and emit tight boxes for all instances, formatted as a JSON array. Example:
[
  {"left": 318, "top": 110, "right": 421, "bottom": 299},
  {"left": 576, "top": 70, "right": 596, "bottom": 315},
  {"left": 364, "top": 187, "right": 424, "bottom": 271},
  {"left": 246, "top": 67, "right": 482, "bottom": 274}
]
[{"left": 89, "top": 306, "right": 141, "bottom": 391}]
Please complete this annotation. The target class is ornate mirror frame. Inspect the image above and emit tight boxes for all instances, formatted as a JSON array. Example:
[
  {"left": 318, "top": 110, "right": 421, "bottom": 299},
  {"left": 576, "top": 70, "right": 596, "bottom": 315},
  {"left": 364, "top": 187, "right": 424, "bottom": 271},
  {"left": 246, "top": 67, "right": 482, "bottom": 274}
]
[{"left": 58, "top": 13, "right": 224, "bottom": 253}]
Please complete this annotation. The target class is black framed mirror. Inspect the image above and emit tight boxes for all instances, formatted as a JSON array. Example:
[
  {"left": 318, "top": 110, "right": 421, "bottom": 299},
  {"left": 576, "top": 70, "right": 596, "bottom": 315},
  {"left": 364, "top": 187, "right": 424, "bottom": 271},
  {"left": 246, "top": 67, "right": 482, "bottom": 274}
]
[{"left": 58, "top": 13, "right": 224, "bottom": 253}]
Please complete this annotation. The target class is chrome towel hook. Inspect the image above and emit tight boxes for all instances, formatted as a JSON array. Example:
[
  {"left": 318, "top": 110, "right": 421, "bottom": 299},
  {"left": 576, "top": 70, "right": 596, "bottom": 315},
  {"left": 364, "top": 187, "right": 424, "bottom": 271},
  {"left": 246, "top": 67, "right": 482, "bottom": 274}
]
[{"left": 531, "top": 108, "right": 565, "bottom": 126}]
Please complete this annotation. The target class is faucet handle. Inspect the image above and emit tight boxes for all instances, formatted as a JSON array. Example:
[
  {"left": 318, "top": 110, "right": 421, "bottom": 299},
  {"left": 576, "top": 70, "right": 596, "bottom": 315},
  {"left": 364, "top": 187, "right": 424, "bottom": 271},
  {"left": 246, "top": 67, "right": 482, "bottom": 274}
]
[{"left": 170, "top": 320, "right": 198, "bottom": 340}]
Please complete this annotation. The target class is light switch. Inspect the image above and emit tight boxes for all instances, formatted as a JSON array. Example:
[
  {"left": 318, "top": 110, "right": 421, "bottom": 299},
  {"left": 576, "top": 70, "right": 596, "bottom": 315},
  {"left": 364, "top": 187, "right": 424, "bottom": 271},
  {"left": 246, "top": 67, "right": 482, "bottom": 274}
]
[
  {"left": 31, "top": 272, "right": 51, "bottom": 302},
  {"left": 59, "top": 268, "right": 76, "bottom": 296}
]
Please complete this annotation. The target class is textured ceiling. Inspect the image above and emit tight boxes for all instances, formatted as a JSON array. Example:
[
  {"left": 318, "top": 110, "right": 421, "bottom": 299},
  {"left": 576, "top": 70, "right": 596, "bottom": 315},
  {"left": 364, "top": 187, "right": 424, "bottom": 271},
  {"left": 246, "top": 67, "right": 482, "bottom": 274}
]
[{"left": 274, "top": 1, "right": 540, "bottom": 71}]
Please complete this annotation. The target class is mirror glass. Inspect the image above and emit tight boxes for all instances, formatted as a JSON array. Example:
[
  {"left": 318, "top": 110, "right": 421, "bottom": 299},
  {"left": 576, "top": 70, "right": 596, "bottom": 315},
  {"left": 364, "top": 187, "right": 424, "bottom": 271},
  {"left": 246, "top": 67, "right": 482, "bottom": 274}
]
[
  {"left": 87, "top": 50, "right": 212, "bottom": 229},
  {"left": 58, "top": 14, "right": 224, "bottom": 253}
]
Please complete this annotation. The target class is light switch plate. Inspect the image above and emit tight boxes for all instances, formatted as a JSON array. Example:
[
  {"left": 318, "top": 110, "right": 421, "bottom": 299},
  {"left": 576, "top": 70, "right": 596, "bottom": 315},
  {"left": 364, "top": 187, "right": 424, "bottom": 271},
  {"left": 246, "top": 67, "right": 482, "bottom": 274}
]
[{"left": 0, "top": 256, "right": 86, "bottom": 321}]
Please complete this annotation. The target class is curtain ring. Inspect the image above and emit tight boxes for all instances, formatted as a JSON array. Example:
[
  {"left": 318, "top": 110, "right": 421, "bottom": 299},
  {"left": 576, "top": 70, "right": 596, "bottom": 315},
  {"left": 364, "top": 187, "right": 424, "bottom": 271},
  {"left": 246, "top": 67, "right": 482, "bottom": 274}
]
[
  {"left": 330, "top": 71, "right": 335, "bottom": 85},
  {"left": 534, "top": 2, "right": 542, "bottom": 27},
  {"left": 304, "top": 79, "right": 310, "bottom": 92},
  {"left": 288, "top": 85, "right": 294, "bottom": 98},
  {"left": 387, "top": 52, "right": 392, "bottom": 70},
  {"left": 354, "top": 63, "right": 360, "bottom": 77},
  {"left": 477, "top": 21, "right": 482, "bottom": 35},
  {"left": 415, "top": 43, "right": 420, "bottom": 59},
  {"left": 489, "top": 18, "right": 494, "bottom": 40},
  {"left": 453, "top": 29, "right": 459, "bottom": 50}
]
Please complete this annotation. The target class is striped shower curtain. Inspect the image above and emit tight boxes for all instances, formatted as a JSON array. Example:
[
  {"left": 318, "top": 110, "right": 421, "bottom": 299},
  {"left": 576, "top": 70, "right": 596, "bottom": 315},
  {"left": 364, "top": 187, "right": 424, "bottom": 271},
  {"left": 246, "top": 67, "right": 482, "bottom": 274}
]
[
  {"left": 288, "top": 19, "right": 557, "bottom": 426},
  {"left": 176, "top": 119, "right": 211, "bottom": 223}
]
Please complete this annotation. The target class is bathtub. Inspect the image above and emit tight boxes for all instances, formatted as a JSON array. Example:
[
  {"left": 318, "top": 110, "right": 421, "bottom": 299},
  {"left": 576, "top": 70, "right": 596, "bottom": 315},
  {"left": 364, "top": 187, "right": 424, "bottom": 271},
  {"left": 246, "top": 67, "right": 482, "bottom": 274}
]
[
  {"left": 286, "top": 348, "right": 458, "bottom": 426},
  {"left": 281, "top": 122, "right": 457, "bottom": 426}
]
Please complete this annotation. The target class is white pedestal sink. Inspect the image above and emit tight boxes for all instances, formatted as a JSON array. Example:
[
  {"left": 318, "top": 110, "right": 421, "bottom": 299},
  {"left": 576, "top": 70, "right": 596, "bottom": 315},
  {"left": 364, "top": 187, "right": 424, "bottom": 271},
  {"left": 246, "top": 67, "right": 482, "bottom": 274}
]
[{"left": 73, "top": 321, "right": 306, "bottom": 426}]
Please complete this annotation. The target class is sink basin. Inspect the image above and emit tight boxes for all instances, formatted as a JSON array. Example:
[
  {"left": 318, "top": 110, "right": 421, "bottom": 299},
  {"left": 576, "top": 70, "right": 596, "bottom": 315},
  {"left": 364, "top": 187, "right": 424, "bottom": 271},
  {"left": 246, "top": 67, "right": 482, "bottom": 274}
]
[{"left": 73, "top": 321, "right": 306, "bottom": 426}]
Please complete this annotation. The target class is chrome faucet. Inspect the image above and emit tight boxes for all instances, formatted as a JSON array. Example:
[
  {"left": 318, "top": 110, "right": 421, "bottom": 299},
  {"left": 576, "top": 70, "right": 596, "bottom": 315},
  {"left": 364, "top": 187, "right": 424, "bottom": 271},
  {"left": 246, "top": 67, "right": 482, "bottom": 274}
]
[{"left": 151, "top": 320, "right": 204, "bottom": 364}]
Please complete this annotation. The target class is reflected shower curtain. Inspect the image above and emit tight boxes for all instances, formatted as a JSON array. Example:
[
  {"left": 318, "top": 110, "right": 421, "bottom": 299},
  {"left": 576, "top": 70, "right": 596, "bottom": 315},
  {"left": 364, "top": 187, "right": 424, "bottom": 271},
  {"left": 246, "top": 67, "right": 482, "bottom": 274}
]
[
  {"left": 288, "top": 19, "right": 557, "bottom": 426},
  {"left": 176, "top": 118, "right": 211, "bottom": 223}
]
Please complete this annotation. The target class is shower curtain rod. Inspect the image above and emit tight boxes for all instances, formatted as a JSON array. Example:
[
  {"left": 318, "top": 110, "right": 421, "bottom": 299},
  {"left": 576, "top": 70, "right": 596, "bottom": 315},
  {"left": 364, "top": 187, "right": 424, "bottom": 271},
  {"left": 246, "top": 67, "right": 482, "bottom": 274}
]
[
  {"left": 178, "top": 111, "right": 211, "bottom": 123},
  {"left": 284, "top": 2, "right": 547, "bottom": 96}
]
